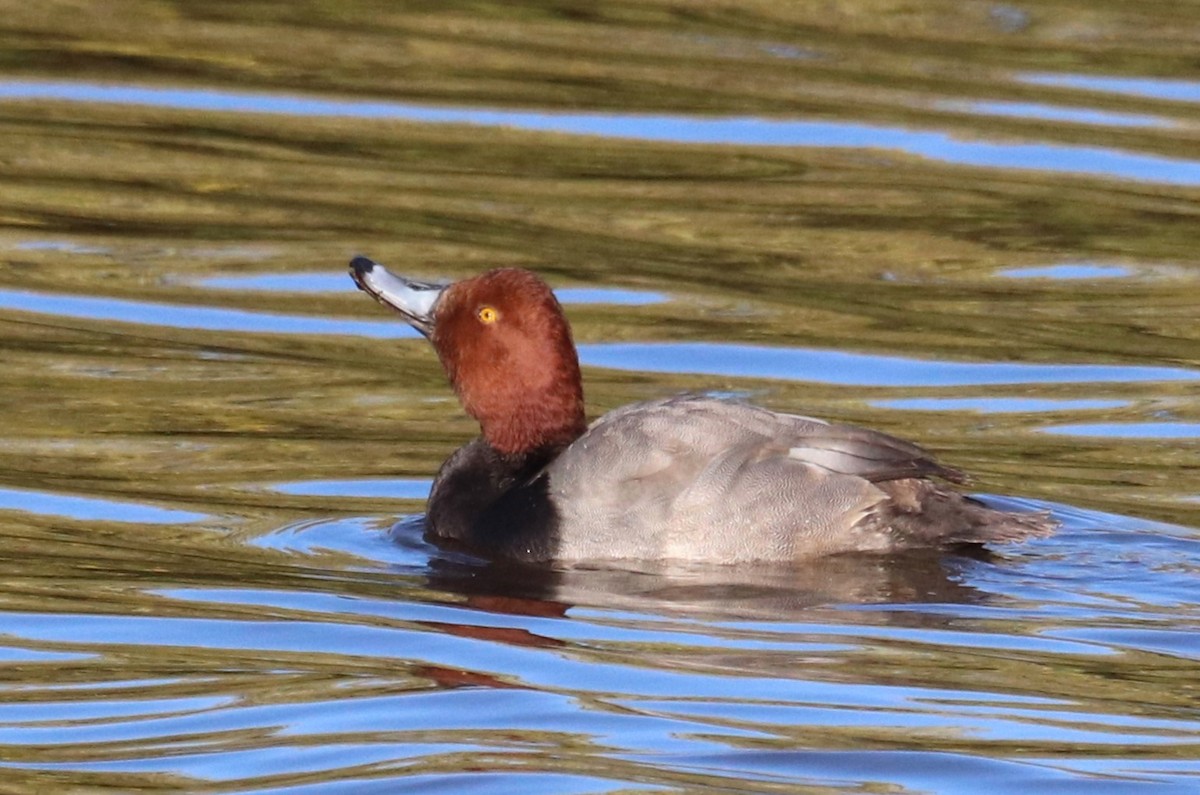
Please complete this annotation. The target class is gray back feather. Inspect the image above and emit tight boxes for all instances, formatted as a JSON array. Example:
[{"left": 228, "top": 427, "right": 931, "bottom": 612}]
[{"left": 546, "top": 395, "right": 961, "bottom": 561}]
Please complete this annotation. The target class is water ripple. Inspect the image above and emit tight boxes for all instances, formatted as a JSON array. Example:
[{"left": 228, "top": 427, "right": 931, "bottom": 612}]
[
  {"left": 193, "top": 272, "right": 668, "bottom": 304},
  {"left": 578, "top": 342, "right": 1198, "bottom": 386},
  {"left": 942, "top": 99, "right": 1172, "bottom": 128},
  {"left": 1040, "top": 422, "right": 1200, "bottom": 439},
  {"left": 0, "top": 287, "right": 406, "bottom": 338},
  {"left": 1021, "top": 73, "right": 1200, "bottom": 104},
  {"left": 0, "top": 485, "right": 206, "bottom": 524},
  {"left": 8, "top": 287, "right": 1188, "bottom": 386},
  {"left": 1, "top": 80, "right": 1198, "bottom": 185},
  {"left": 873, "top": 397, "right": 1130, "bottom": 413}
]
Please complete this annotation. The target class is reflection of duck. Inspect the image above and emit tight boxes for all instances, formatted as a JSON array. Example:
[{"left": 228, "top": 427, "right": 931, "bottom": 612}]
[
  {"left": 419, "top": 544, "right": 993, "bottom": 621},
  {"left": 351, "top": 257, "right": 1056, "bottom": 563}
]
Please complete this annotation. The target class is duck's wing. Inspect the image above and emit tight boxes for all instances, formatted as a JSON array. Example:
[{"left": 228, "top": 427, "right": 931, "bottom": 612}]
[
  {"left": 581, "top": 394, "right": 963, "bottom": 485},
  {"left": 546, "top": 396, "right": 955, "bottom": 560},
  {"left": 779, "top": 415, "right": 968, "bottom": 485},
  {"left": 548, "top": 395, "right": 1056, "bottom": 561}
]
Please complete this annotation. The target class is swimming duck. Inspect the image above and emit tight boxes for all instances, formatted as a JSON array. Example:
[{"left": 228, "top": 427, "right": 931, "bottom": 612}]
[{"left": 349, "top": 256, "right": 1055, "bottom": 562}]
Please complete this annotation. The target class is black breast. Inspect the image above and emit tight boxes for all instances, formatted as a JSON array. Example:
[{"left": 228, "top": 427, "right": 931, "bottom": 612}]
[{"left": 426, "top": 438, "right": 562, "bottom": 562}]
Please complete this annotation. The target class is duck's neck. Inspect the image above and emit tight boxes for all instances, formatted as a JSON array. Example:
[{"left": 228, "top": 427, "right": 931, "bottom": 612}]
[{"left": 478, "top": 393, "right": 586, "bottom": 456}]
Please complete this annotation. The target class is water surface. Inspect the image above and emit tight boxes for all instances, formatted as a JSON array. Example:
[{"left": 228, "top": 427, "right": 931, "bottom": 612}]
[{"left": 0, "top": 2, "right": 1198, "bottom": 793}]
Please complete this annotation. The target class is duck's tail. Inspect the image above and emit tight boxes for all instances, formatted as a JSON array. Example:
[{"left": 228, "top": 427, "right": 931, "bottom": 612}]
[{"left": 873, "top": 478, "right": 1059, "bottom": 547}]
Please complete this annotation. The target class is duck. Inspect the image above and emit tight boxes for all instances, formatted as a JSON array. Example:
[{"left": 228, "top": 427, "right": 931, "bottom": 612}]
[{"left": 349, "top": 256, "right": 1056, "bottom": 563}]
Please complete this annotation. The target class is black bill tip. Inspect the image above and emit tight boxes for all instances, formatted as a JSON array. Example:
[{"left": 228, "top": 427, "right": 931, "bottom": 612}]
[{"left": 349, "top": 255, "right": 377, "bottom": 288}]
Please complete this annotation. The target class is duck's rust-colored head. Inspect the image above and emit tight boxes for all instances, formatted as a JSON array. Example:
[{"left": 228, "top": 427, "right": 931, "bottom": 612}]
[{"left": 350, "top": 256, "right": 586, "bottom": 455}]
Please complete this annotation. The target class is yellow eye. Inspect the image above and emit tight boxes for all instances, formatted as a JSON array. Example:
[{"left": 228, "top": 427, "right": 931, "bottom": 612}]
[{"left": 477, "top": 306, "right": 498, "bottom": 324}]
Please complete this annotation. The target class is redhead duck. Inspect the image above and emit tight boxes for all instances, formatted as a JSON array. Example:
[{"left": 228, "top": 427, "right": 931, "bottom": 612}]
[{"left": 349, "top": 256, "right": 1056, "bottom": 563}]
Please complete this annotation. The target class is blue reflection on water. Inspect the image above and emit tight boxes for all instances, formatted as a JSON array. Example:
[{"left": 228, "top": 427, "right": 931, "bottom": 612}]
[
  {"left": 873, "top": 397, "right": 1129, "bottom": 413},
  {"left": 196, "top": 272, "right": 667, "bottom": 304},
  {"left": 997, "top": 263, "right": 1134, "bottom": 280},
  {"left": 3, "top": 288, "right": 1197, "bottom": 386},
  {"left": 0, "top": 288, "right": 412, "bottom": 338},
  {"left": 0, "top": 284, "right": 661, "bottom": 339},
  {"left": 0, "top": 486, "right": 206, "bottom": 524},
  {"left": 1, "top": 81, "right": 1199, "bottom": 185},
  {"left": 269, "top": 478, "right": 431, "bottom": 499},
  {"left": 0, "top": 646, "right": 93, "bottom": 663},
  {"left": 943, "top": 100, "right": 1169, "bottom": 128},
  {"left": 1040, "top": 423, "right": 1200, "bottom": 439},
  {"left": 561, "top": 287, "right": 666, "bottom": 305},
  {"left": 577, "top": 342, "right": 1199, "bottom": 386},
  {"left": 1021, "top": 73, "right": 1200, "bottom": 103}
]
